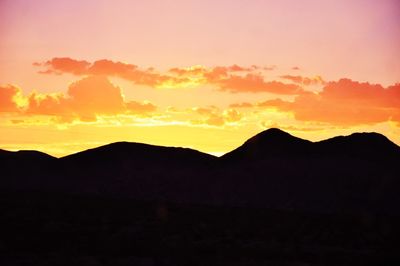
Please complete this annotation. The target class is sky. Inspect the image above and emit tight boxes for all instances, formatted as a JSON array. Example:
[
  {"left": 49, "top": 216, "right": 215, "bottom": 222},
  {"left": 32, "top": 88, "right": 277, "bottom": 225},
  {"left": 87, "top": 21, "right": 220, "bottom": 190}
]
[{"left": 1, "top": 0, "right": 399, "bottom": 157}]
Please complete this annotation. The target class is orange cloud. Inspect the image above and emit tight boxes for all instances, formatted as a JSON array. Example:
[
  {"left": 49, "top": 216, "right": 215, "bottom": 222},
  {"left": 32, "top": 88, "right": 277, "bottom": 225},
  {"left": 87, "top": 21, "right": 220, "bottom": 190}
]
[
  {"left": 216, "top": 73, "right": 304, "bottom": 94},
  {"left": 38, "top": 57, "right": 91, "bottom": 75},
  {"left": 126, "top": 101, "right": 157, "bottom": 114},
  {"left": 168, "top": 65, "right": 208, "bottom": 76},
  {"left": 88, "top": 59, "right": 137, "bottom": 76},
  {"left": 36, "top": 58, "right": 303, "bottom": 95},
  {"left": 191, "top": 106, "right": 242, "bottom": 126},
  {"left": 26, "top": 76, "right": 127, "bottom": 121},
  {"left": 264, "top": 65, "right": 276, "bottom": 71},
  {"left": 229, "top": 102, "right": 253, "bottom": 108},
  {"left": 223, "top": 109, "right": 242, "bottom": 123},
  {"left": 68, "top": 76, "right": 125, "bottom": 116},
  {"left": 0, "top": 85, "right": 23, "bottom": 112},
  {"left": 259, "top": 79, "right": 400, "bottom": 126},
  {"left": 37, "top": 57, "right": 188, "bottom": 88},
  {"left": 27, "top": 92, "right": 69, "bottom": 117},
  {"left": 280, "top": 75, "right": 325, "bottom": 86},
  {"left": 2, "top": 76, "right": 157, "bottom": 122}
]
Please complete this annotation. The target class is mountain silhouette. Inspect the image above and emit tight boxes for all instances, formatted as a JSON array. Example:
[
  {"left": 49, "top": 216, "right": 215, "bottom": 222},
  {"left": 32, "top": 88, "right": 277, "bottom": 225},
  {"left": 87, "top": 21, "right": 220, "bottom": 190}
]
[
  {"left": 221, "top": 128, "right": 313, "bottom": 162},
  {"left": 61, "top": 141, "right": 215, "bottom": 167},
  {"left": 2, "top": 128, "right": 400, "bottom": 265},
  {"left": 0, "top": 149, "right": 55, "bottom": 161},
  {"left": 222, "top": 128, "right": 400, "bottom": 162},
  {"left": 1, "top": 128, "right": 399, "bottom": 213},
  {"left": 0, "top": 149, "right": 56, "bottom": 188},
  {"left": 315, "top": 132, "right": 400, "bottom": 159}
]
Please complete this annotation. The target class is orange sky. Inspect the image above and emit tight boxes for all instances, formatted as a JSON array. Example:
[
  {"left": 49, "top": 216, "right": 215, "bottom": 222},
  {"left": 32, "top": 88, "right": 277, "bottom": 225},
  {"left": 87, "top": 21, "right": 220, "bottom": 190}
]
[{"left": 1, "top": 0, "right": 399, "bottom": 156}]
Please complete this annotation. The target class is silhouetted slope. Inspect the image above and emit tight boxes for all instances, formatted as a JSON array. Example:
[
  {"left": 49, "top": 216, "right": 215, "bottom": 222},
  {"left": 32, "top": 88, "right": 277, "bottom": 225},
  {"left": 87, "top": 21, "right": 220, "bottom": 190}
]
[
  {"left": 61, "top": 141, "right": 215, "bottom": 166},
  {"left": 0, "top": 149, "right": 55, "bottom": 160},
  {"left": 1, "top": 129, "right": 399, "bottom": 213},
  {"left": 315, "top": 132, "right": 400, "bottom": 159},
  {"left": 216, "top": 129, "right": 400, "bottom": 213},
  {"left": 222, "top": 128, "right": 400, "bottom": 162},
  {"left": 0, "top": 149, "right": 56, "bottom": 190},
  {"left": 55, "top": 142, "right": 217, "bottom": 201},
  {"left": 0, "top": 149, "right": 56, "bottom": 170},
  {"left": 221, "top": 128, "right": 312, "bottom": 162},
  {"left": 1, "top": 129, "right": 400, "bottom": 265},
  {"left": 0, "top": 148, "right": 11, "bottom": 156}
]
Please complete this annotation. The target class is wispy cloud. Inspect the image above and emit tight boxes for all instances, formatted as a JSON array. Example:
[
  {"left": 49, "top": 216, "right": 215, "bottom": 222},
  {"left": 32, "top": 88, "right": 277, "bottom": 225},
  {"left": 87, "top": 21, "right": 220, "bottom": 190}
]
[{"left": 35, "top": 57, "right": 305, "bottom": 95}]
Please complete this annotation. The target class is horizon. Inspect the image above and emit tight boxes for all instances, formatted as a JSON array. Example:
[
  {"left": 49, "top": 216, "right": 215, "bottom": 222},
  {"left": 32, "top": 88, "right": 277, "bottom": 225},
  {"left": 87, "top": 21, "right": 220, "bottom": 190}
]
[
  {"left": 1, "top": 0, "right": 400, "bottom": 157},
  {"left": 1, "top": 127, "right": 398, "bottom": 158}
]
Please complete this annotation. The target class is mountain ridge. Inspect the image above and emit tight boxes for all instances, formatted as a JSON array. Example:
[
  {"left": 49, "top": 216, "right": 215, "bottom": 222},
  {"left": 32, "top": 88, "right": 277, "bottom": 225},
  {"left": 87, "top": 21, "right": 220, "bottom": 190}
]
[
  {"left": 1, "top": 128, "right": 399, "bottom": 158},
  {"left": 1, "top": 128, "right": 399, "bottom": 214}
]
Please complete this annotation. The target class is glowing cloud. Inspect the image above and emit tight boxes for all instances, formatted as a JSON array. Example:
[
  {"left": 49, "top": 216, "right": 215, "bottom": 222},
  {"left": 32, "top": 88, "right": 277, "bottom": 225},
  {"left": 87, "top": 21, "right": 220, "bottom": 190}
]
[
  {"left": 190, "top": 106, "right": 242, "bottom": 127},
  {"left": 38, "top": 57, "right": 91, "bottom": 75},
  {"left": 0, "top": 85, "right": 24, "bottom": 112},
  {"left": 36, "top": 57, "right": 304, "bottom": 95},
  {"left": 216, "top": 74, "right": 304, "bottom": 94},
  {"left": 258, "top": 79, "right": 400, "bottom": 126},
  {"left": 280, "top": 75, "right": 325, "bottom": 86},
  {"left": 1, "top": 76, "right": 157, "bottom": 122}
]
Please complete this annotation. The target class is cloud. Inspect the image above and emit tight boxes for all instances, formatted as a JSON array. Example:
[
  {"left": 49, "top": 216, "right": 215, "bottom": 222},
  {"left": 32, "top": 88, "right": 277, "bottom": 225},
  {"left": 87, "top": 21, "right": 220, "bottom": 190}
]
[
  {"left": 216, "top": 73, "right": 304, "bottom": 94},
  {"left": 263, "top": 65, "right": 276, "bottom": 71},
  {"left": 168, "top": 65, "right": 208, "bottom": 76},
  {"left": 204, "top": 114, "right": 225, "bottom": 126},
  {"left": 88, "top": 59, "right": 137, "bottom": 76},
  {"left": 259, "top": 79, "right": 400, "bottom": 126},
  {"left": 2, "top": 76, "right": 157, "bottom": 122},
  {"left": 223, "top": 109, "right": 242, "bottom": 122},
  {"left": 280, "top": 75, "right": 325, "bottom": 86},
  {"left": 191, "top": 106, "right": 242, "bottom": 126},
  {"left": 229, "top": 102, "right": 253, "bottom": 108},
  {"left": 0, "top": 84, "right": 23, "bottom": 112},
  {"left": 39, "top": 57, "right": 91, "bottom": 75},
  {"left": 26, "top": 76, "right": 127, "bottom": 121},
  {"left": 27, "top": 92, "right": 69, "bottom": 118},
  {"left": 36, "top": 58, "right": 303, "bottom": 95},
  {"left": 37, "top": 57, "right": 189, "bottom": 88},
  {"left": 126, "top": 101, "right": 157, "bottom": 114},
  {"left": 68, "top": 75, "right": 125, "bottom": 116},
  {"left": 193, "top": 106, "right": 217, "bottom": 116}
]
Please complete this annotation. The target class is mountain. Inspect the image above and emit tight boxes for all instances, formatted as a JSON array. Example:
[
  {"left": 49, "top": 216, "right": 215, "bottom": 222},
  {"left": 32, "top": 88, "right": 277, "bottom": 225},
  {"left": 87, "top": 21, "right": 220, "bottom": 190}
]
[
  {"left": 0, "top": 149, "right": 56, "bottom": 190},
  {"left": 221, "top": 128, "right": 313, "bottom": 162},
  {"left": 52, "top": 142, "right": 216, "bottom": 201},
  {"left": 0, "top": 149, "right": 55, "bottom": 160},
  {"left": 2, "top": 129, "right": 400, "bottom": 265},
  {"left": 1, "top": 128, "right": 399, "bottom": 213},
  {"left": 315, "top": 132, "right": 400, "bottom": 159},
  {"left": 218, "top": 129, "right": 400, "bottom": 213},
  {"left": 61, "top": 141, "right": 215, "bottom": 167},
  {"left": 222, "top": 128, "right": 400, "bottom": 162}
]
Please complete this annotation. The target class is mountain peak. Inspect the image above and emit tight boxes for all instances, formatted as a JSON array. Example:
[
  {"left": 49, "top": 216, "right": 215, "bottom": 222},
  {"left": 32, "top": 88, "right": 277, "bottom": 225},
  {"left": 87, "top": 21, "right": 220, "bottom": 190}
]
[
  {"left": 242, "top": 128, "right": 309, "bottom": 146},
  {"left": 221, "top": 128, "right": 312, "bottom": 161},
  {"left": 261, "top": 127, "right": 287, "bottom": 134},
  {"left": 248, "top": 128, "right": 295, "bottom": 141},
  {"left": 316, "top": 131, "right": 400, "bottom": 157},
  {"left": 0, "top": 149, "right": 55, "bottom": 160}
]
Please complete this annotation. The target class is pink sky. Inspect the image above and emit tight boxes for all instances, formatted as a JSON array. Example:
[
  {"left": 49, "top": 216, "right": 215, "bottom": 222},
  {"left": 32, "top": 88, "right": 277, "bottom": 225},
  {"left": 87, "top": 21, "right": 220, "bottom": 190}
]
[{"left": 1, "top": 0, "right": 399, "bottom": 90}]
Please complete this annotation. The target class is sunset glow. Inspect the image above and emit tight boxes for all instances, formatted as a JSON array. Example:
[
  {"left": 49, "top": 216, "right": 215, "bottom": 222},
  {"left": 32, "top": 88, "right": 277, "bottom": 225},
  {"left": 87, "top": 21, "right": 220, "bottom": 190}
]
[{"left": 1, "top": 0, "right": 399, "bottom": 156}]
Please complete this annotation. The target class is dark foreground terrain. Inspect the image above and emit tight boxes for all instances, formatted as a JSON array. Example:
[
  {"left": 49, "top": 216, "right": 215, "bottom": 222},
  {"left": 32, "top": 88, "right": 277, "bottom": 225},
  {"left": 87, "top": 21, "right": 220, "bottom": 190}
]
[
  {"left": 1, "top": 129, "right": 400, "bottom": 265},
  {"left": 1, "top": 193, "right": 399, "bottom": 266}
]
